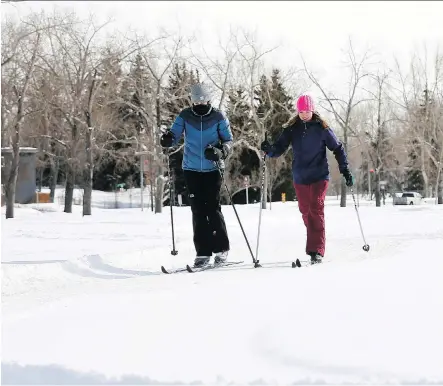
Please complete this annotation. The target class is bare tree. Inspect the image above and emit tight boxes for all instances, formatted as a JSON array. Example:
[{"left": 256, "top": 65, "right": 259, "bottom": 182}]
[
  {"left": 188, "top": 27, "right": 240, "bottom": 109},
  {"left": 34, "top": 11, "right": 125, "bottom": 214},
  {"left": 1, "top": 13, "right": 74, "bottom": 68},
  {"left": 392, "top": 48, "right": 443, "bottom": 201},
  {"left": 120, "top": 32, "right": 184, "bottom": 213},
  {"left": 1, "top": 24, "right": 41, "bottom": 218},
  {"left": 393, "top": 54, "right": 430, "bottom": 196},
  {"left": 2, "top": 11, "right": 88, "bottom": 207},
  {"left": 231, "top": 29, "right": 279, "bottom": 209},
  {"left": 82, "top": 71, "right": 97, "bottom": 215},
  {"left": 360, "top": 70, "right": 402, "bottom": 206},
  {"left": 26, "top": 69, "right": 64, "bottom": 201},
  {"left": 425, "top": 52, "right": 443, "bottom": 203},
  {"left": 82, "top": 48, "right": 131, "bottom": 214}
]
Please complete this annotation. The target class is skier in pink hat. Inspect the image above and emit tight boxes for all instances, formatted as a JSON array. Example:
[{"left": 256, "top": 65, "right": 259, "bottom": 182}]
[{"left": 260, "top": 94, "right": 354, "bottom": 264}]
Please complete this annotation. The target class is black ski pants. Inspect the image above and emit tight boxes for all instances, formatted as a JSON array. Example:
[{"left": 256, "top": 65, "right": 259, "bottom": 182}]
[{"left": 183, "top": 170, "right": 230, "bottom": 256}]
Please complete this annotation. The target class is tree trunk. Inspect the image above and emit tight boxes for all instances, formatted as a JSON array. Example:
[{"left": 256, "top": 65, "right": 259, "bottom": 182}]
[
  {"left": 340, "top": 127, "right": 348, "bottom": 207},
  {"left": 38, "top": 165, "right": 43, "bottom": 192},
  {"left": 149, "top": 154, "right": 154, "bottom": 212},
  {"left": 5, "top": 179, "right": 17, "bottom": 219},
  {"left": 437, "top": 164, "right": 442, "bottom": 204},
  {"left": 154, "top": 159, "right": 164, "bottom": 214},
  {"left": 420, "top": 144, "right": 429, "bottom": 196},
  {"left": 154, "top": 84, "right": 164, "bottom": 214},
  {"left": 5, "top": 92, "right": 23, "bottom": 218},
  {"left": 1, "top": 102, "right": 8, "bottom": 147},
  {"left": 83, "top": 127, "right": 93, "bottom": 216},
  {"left": 64, "top": 120, "right": 78, "bottom": 213},
  {"left": 155, "top": 174, "right": 165, "bottom": 213},
  {"left": 83, "top": 70, "right": 97, "bottom": 215},
  {"left": 437, "top": 139, "right": 443, "bottom": 204},
  {"left": 375, "top": 172, "right": 381, "bottom": 207},
  {"left": 259, "top": 158, "right": 269, "bottom": 209},
  {"left": 64, "top": 165, "right": 74, "bottom": 213},
  {"left": 261, "top": 159, "right": 268, "bottom": 209},
  {"left": 49, "top": 156, "right": 59, "bottom": 203},
  {"left": 5, "top": 107, "right": 22, "bottom": 219},
  {"left": 5, "top": 145, "right": 20, "bottom": 219},
  {"left": 268, "top": 180, "right": 273, "bottom": 209},
  {"left": 4, "top": 33, "right": 39, "bottom": 218},
  {"left": 150, "top": 180, "right": 154, "bottom": 211}
]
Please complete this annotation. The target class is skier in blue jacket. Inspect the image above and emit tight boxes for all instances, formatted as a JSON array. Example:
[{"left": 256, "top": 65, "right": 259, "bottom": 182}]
[
  {"left": 160, "top": 83, "right": 233, "bottom": 267},
  {"left": 260, "top": 95, "right": 354, "bottom": 264}
]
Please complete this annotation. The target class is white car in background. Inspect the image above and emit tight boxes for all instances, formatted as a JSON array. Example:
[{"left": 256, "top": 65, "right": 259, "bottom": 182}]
[{"left": 393, "top": 191, "right": 423, "bottom": 205}]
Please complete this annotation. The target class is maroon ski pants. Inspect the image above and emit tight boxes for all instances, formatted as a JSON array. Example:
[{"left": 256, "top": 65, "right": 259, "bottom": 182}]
[{"left": 293, "top": 180, "right": 329, "bottom": 256}]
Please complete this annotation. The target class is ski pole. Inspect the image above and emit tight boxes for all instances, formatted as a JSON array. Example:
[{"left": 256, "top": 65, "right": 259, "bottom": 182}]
[
  {"left": 215, "top": 159, "right": 261, "bottom": 268},
  {"left": 166, "top": 151, "right": 178, "bottom": 255},
  {"left": 256, "top": 148, "right": 267, "bottom": 262},
  {"left": 350, "top": 188, "right": 370, "bottom": 252}
]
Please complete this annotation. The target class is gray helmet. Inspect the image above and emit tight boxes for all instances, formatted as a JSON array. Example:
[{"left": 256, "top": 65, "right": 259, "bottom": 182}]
[{"left": 190, "top": 83, "right": 211, "bottom": 103}]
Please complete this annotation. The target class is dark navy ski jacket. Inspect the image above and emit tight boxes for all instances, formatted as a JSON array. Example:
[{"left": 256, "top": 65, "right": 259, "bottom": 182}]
[{"left": 266, "top": 119, "right": 349, "bottom": 185}]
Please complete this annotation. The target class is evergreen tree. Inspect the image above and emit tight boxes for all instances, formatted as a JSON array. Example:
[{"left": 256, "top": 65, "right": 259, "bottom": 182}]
[
  {"left": 256, "top": 69, "right": 293, "bottom": 140},
  {"left": 223, "top": 84, "right": 261, "bottom": 203},
  {"left": 164, "top": 62, "right": 197, "bottom": 125},
  {"left": 226, "top": 85, "right": 251, "bottom": 138},
  {"left": 405, "top": 89, "right": 436, "bottom": 195},
  {"left": 162, "top": 62, "right": 198, "bottom": 205},
  {"left": 91, "top": 55, "right": 136, "bottom": 191},
  {"left": 94, "top": 53, "right": 153, "bottom": 191},
  {"left": 405, "top": 138, "right": 424, "bottom": 191},
  {"left": 254, "top": 69, "right": 295, "bottom": 201},
  {"left": 370, "top": 122, "right": 395, "bottom": 204}
]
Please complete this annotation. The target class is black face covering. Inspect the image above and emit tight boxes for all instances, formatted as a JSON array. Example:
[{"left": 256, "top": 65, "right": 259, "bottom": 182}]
[{"left": 192, "top": 103, "right": 211, "bottom": 116}]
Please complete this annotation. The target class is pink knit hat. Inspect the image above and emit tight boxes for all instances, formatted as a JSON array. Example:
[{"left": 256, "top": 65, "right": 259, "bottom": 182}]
[{"left": 296, "top": 95, "right": 315, "bottom": 112}]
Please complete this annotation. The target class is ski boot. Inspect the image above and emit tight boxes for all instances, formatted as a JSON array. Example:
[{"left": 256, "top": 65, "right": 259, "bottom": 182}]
[
  {"left": 193, "top": 256, "right": 210, "bottom": 268},
  {"left": 309, "top": 252, "right": 323, "bottom": 265},
  {"left": 214, "top": 251, "right": 228, "bottom": 265}
]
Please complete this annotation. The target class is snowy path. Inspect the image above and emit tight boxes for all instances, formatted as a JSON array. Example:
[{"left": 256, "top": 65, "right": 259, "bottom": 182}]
[{"left": 2, "top": 200, "right": 443, "bottom": 384}]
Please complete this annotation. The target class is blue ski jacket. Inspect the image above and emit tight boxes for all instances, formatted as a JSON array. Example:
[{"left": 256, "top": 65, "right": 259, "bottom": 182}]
[
  {"left": 266, "top": 119, "right": 349, "bottom": 185},
  {"left": 170, "top": 106, "right": 233, "bottom": 172}
]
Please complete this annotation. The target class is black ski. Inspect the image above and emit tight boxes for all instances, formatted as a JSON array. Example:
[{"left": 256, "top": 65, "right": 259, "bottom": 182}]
[
  {"left": 186, "top": 261, "right": 244, "bottom": 273},
  {"left": 161, "top": 261, "right": 244, "bottom": 274},
  {"left": 161, "top": 265, "right": 188, "bottom": 274},
  {"left": 291, "top": 258, "right": 325, "bottom": 268},
  {"left": 162, "top": 259, "right": 323, "bottom": 274}
]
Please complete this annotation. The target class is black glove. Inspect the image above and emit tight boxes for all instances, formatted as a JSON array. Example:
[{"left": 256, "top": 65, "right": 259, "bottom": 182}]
[
  {"left": 160, "top": 131, "right": 174, "bottom": 148},
  {"left": 204, "top": 145, "right": 223, "bottom": 162},
  {"left": 260, "top": 140, "right": 272, "bottom": 153},
  {"left": 342, "top": 169, "right": 354, "bottom": 187}
]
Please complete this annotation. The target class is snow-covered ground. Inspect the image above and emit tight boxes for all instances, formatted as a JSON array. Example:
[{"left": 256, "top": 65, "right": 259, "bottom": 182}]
[{"left": 2, "top": 196, "right": 443, "bottom": 385}]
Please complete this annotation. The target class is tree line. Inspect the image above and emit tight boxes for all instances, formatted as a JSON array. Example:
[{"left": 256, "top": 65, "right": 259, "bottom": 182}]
[{"left": 2, "top": 8, "right": 442, "bottom": 218}]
